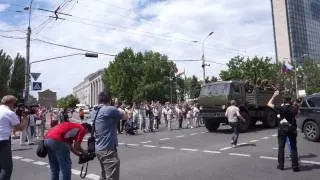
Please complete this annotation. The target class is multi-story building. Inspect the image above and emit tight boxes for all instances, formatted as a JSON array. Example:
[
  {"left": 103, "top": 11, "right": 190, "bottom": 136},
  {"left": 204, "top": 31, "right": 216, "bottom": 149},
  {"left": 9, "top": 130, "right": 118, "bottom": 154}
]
[
  {"left": 73, "top": 69, "right": 105, "bottom": 107},
  {"left": 38, "top": 89, "right": 57, "bottom": 109},
  {"left": 271, "top": 0, "right": 320, "bottom": 64}
]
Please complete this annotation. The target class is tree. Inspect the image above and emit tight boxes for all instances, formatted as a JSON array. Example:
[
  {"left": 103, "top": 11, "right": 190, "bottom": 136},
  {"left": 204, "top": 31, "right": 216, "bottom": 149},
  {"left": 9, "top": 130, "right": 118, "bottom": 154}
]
[
  {"left": 57, "top": 95, "right": 79, "bottom": 109},
  {"left": 27, "top": 94, "right": 38, "bottom": 105},
  {"left": 185, "top": 75, "right": 202, "bottom": 99},
  {"left": 104, "top": 48, "right": 174, "bottom": 103},
  {"left": 205, "top": 76, "right": 218, "bottom": 83},
  {"left": 0, "top": 49, "right": 13, "bottom": 98},
  {"left": 220, "top": 56, "right": 279, "bottom": 84},
  {"left": 9, "top": 54, "right": 25, "bottom": 98},
  {"left": 299, "top": 58, "right": 320, "bottom": 94}
]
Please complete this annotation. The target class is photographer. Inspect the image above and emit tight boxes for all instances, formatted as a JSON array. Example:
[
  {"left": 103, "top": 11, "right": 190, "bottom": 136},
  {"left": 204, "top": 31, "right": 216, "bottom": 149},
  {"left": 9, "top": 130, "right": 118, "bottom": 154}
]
[
  {"left": 93, "top": 91, "right": 127, "bottom": 180},
  {"left": 0, "top": 95, "right": 28, "bottom": 180},
  {"left": 44, "top": 122, "right": 92, "bottom": 180}
]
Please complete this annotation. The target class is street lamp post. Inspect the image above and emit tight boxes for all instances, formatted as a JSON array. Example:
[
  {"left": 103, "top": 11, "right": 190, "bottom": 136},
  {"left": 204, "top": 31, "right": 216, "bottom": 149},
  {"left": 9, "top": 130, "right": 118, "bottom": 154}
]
[{"left": 202, "top": 32, "right": 214, "bottom": 84}]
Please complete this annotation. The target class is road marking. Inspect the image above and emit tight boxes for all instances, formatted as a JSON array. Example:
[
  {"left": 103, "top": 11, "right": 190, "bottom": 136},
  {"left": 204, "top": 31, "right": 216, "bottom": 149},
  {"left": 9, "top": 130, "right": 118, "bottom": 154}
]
[
  {"left": 71, "top": 169, "right": 81, "bottom": 175},
  {"left": 180, "top": 148, "right": 199, "bottom": 152},
  {"left": 86, "top": 174, "right": 100, "bottom": 180},
  {"left": 249, "top": 140, "right": 259, "bottom": 143},
  {"left": 203, "top": 150, "right": 221, "bottom": 154},
  {"left": 21, "top": 158, "right": 34, "bottom": 162},
  {"left": 118, "top": 142, "right": 125, "bottom": 145},
  {"left": 272, "top": 134, "right": 277, "bottom": 137},
  {"left": 46, "top": 165, "right": 50, "bottom": 168},
  {"left": 176, "top": 135, "right": 185, "bottom": 138},
  {"left": 126, "top": 144, "right": 139, "bottom": 147},
  {"left": 190, "top": 133, "right": 198, "bottom": 136},
  {"left": 160, "top": 138, "right": 170, "bottom": 141},
  {"left": 259, "top": 156, "right": 277, "bottom": 160},
  {"left": 33, "top": 161, "right": 48, "bottom": 166},
  {"left": 300, "top": 160, "right": 320, "bottom": 165},
  {"left": 229, "top": 153, "right": 251, "bottom": 157},
  {"left": 160, "top": 146, "right": 175, "bottom": 150},
  {"left": 219, "top": 147, "right": 232, "bottom": 151},
  {"left": 144, "top": 145, "right": 157, "bottom": 148},
  {"left": 201, "top": 131, "right": 206, "bottom": 134},
  {"left": 140, "top": 140, "right": 152, "bottom": 144},
  {"left": 272, "top": 147, "right": 278, "bottom": 150},
  {"left": 12, "top": 156, "right": 23, "bottom": 159},
  {"left": 261, "top": 137, "right": 269, "bottom": 140}
]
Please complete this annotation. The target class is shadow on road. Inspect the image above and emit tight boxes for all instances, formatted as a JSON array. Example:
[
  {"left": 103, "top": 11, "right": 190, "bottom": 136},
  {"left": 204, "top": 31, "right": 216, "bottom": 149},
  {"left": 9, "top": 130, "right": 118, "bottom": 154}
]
[
  {"left": 299, "top": 153, "right": 318, "bottom": 159},
  {"left": 12, "top": 147, "right": 33, "bottom": 152},
  {"left": 299, "top": 164, "right": 320, "bottom": 171},
  {"left": 214, "top": 124, "right": 270, "bottom": 134},
  {"left": 236, "top": 143, "right": 257, "bottom": 148}
]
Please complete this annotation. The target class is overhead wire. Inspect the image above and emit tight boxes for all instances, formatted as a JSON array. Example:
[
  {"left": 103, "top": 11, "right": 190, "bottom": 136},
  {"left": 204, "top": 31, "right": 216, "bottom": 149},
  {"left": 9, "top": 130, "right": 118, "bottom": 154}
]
[{"left": 0, "top": 34, "right": 25, "bottom": 39}]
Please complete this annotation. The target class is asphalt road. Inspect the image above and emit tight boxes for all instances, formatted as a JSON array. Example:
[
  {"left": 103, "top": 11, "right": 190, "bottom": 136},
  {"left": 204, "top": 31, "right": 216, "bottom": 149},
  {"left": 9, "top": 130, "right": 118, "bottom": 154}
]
[{"left": 10, "top": 119, "right": 320, "bottom": 180}]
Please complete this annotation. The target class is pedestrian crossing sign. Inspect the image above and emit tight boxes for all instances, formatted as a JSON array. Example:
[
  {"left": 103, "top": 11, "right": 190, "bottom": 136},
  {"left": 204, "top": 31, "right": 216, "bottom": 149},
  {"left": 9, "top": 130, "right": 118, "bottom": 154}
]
[{"left": 32, "top": 82, "right": 42, "bottom": 91}]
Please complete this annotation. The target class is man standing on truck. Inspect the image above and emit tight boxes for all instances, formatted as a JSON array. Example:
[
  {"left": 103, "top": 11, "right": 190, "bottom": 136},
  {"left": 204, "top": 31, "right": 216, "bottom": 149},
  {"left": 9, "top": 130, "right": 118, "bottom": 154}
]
[{"left": 225, "top": 100, "right": 245, "bottom": 148}]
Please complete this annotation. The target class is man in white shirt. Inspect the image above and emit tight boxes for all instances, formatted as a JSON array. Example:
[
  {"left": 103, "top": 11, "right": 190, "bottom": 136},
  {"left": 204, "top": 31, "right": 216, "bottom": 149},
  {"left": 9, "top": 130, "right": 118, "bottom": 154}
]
[{"left": 0, "top": 95, "right": 28, "bottom": 180}]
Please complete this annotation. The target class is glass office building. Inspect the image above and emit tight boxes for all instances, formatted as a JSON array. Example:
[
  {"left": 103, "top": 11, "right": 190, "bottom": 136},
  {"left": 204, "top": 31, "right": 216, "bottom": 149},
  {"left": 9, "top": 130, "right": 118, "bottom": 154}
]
[{"left": 271, "top": 0, "right": 320, "bottom": 64}]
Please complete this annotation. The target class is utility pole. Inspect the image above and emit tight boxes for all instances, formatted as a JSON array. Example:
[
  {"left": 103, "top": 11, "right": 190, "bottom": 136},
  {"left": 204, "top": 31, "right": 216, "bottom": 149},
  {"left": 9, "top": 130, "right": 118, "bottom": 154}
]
[
  {"left": 201, "top": 31, "right": 214, "bottom": 84},
  {"left": 24, "top": 0, "right": 33, "bottom": 104}
]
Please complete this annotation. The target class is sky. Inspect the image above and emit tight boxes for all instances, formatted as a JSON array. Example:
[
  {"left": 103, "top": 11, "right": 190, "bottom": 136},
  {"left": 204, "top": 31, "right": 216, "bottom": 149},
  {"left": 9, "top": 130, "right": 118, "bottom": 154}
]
[{"left": 0, "top": 0, "right": 275, "bottom": 98}]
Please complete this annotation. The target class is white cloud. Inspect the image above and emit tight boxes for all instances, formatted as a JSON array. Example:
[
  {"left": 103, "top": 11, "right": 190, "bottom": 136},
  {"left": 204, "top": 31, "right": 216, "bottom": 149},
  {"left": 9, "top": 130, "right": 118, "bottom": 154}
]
[
  {"left": 0, "top": 0, "right": 275, "bottom": 98},
  {"left": 0, "top": 3, "right": 10, "bottom": 12}
]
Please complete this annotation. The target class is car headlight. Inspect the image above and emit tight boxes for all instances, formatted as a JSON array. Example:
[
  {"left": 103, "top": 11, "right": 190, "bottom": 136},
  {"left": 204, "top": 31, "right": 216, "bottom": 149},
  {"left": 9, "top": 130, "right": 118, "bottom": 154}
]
[{"left": 222, "top": 105, "right": 226, "bottom": 110}]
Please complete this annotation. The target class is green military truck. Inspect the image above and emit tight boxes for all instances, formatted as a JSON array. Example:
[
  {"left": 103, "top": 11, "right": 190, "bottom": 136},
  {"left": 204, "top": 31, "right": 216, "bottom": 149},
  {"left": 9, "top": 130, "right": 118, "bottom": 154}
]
[{"left": 198, "top": 80, "right": 282, "bottom": 132}]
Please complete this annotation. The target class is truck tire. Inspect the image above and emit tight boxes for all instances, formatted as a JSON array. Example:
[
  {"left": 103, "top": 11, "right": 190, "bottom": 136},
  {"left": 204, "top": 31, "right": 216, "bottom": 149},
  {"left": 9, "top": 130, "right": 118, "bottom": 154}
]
[
  {"left": 239, "top": 111, "right": 250, "bottom": 132},
  {"left": 204, "top": 118, "right": 220, "bottom": 132},
  {"left": 263, "top": 109, "right": 277, "bottom": 128}
]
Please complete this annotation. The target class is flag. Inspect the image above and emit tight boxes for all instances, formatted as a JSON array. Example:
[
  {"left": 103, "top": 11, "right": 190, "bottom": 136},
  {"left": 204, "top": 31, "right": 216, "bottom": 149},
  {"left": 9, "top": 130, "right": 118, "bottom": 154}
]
[{"left": 281, "top": 62, "right": 293, "bottom": 74}]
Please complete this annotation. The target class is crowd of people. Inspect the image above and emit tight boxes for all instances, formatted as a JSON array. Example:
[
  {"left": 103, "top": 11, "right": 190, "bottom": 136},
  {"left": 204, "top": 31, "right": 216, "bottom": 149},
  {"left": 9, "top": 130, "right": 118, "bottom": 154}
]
[{"left": 115, "top": 101, "right": 202, "bottom": 135}]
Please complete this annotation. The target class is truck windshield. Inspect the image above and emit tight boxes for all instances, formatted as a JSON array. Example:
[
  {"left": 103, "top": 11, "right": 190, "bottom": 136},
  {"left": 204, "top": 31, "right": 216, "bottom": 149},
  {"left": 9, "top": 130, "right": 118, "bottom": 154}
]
[{"left": 200, "top": 83, "right": 230, "bottom": 96}]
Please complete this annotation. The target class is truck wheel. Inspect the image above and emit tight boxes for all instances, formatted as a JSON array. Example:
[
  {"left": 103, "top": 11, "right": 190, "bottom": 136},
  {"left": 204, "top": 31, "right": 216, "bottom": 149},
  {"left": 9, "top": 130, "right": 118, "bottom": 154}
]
[
  {"left": 239, "top": 111, "right": 250, "bottom": 132},
  {"left": 263, "top": 109, "right": 277, "bottom": 128},
  {"left": 204, "top": 118, "right": 220, "bottom": 132},
  {"left": 303, "top": 121, "right": 320, "bottom": 142}
]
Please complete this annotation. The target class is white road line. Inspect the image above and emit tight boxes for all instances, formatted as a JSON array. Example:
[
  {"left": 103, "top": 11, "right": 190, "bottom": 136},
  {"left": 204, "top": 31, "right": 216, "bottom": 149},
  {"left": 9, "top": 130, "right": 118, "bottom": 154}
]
[
  {"left": 300, "top": 160, "right": 320, "bottom": 165},
  {"left": 261, "top": 137, "right": 269, "bottom": 140},
  {"left": 228, "top": 153, "right": 251, "bottom": 157},
  {"left": 203, "top": 150, "right": 221, "bottom": 154},
  {"left": 272, "top": 134, "right": 277, "bottom": 137},
  {"left": 272, "top": 147, "right": 278, "bottom": 150},
  {"left": 71, "top": 169, "right": 81, "bottom": 175},
  {"left": 140, "top": 140, "right": 152, "bottom": 144},
  {"left": 201, "top": 131, "right": 206, "bottom": 134},
  {"left": 12, "top": 156, "right": 23, "bottom": 159},
  {"left": 86, "top": 174, "right": 100, "bottom": 180},
  {"left": 249, "top": 140, "right": 259, "bottom": 143},
  {"left": 160, "top": 146, "right": 175, "bottom": 150},
  {"left": 33, "top": 161, "right": 48, "bottom": 166},
  {"left": 118, "top": 142, "right": 125, "bottom": 145},
  {"left": 176, "top": 135, "right": 185, "bottom": 138},
  {"left": 190, "top": 133, "right": 198, "bottom": 136},
  {"left": 180, "top": 148, "right": 199, "bottom": 152},
  {"left": 46, "top": 165, "right": 50, "bottom": 168},
  {"left": 144, "top": 145, "right": 157, "bottom": 148},
  {"left": 259, "top": 156, "right": 277, "bottom": 160},
  {"left": 126, "top": 144, "right": 139, "bottom": 147},
  {"left": 21, "top": 158, "right": 34, "bottom": 162},
  {"left": 219, "top": 147, "right": 232, "bottom": 151},
  {"left": 160, "top": 138, "right": 170, "bottom": 141}
]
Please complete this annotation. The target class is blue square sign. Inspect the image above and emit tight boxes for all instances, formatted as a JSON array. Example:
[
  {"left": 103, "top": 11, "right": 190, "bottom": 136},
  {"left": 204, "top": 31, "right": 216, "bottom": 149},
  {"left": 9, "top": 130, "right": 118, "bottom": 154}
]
[{"left": 32, "top": 82, "right": 42, "bottom": 91}]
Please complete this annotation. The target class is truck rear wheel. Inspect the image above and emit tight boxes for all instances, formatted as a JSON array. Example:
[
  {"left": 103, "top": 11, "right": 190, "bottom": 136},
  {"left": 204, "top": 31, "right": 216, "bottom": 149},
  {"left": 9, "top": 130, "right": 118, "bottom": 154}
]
[
  {"left": 239, "top": 111, "right": 250, "bottom": 132},
  {"left": 204, "top": 118, "right": 220, "bottom": 132},
  {"left": 263, "top": 109, "right": 277, "bottom": 128}
]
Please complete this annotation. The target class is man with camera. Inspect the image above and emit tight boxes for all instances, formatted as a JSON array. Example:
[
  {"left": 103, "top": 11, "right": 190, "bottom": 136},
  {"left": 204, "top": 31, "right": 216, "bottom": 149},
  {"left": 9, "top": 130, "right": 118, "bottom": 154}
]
[
  {"left": 44, "top": 122, "right": 92, "bottom": 180},
  {"left": 267, "top": 90, "right": 299, "bottom": 172},
  {"left": 93, "top": 91, "right": 127, "bottom": 180},
  {"left": 0, "top": 95, "right": 29, "bottom": 180}
]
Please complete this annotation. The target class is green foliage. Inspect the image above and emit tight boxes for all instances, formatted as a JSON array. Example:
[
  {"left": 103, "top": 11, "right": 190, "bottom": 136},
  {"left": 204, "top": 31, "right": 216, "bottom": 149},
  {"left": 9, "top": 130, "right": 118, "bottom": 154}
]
[
  {"left": 299, "top": 58, "right": 320, "bottom": 94},
  {"left": 104, "top": 48, "right": 175, "bottom": 103},
  {"left": 219, "top": 56, "right": 279, "bottom": 84},
  {"left": 184, "top": 75, "right": 202, "bottom": 99},
  {"left": 57, "top": 94, "right": 79, "bottom": 109},
  {"left": 9, "top": 54, "right": 25, "bottom": 98},
  {"left": 0, "top": 49, "right": 13, "bottom": 98}
]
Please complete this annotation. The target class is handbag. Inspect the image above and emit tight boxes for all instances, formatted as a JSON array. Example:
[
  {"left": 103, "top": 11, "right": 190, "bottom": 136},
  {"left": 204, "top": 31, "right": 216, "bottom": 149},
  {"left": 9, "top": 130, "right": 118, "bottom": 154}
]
[{"left": 36, "top": 140, "right": 47, "bottom": 158}]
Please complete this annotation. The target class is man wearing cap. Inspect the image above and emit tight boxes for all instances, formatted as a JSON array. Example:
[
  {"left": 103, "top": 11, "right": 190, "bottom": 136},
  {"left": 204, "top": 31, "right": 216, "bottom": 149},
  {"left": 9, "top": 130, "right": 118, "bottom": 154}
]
[{"left": 0, "top": 95, "right": 28, "bottom": 180}]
